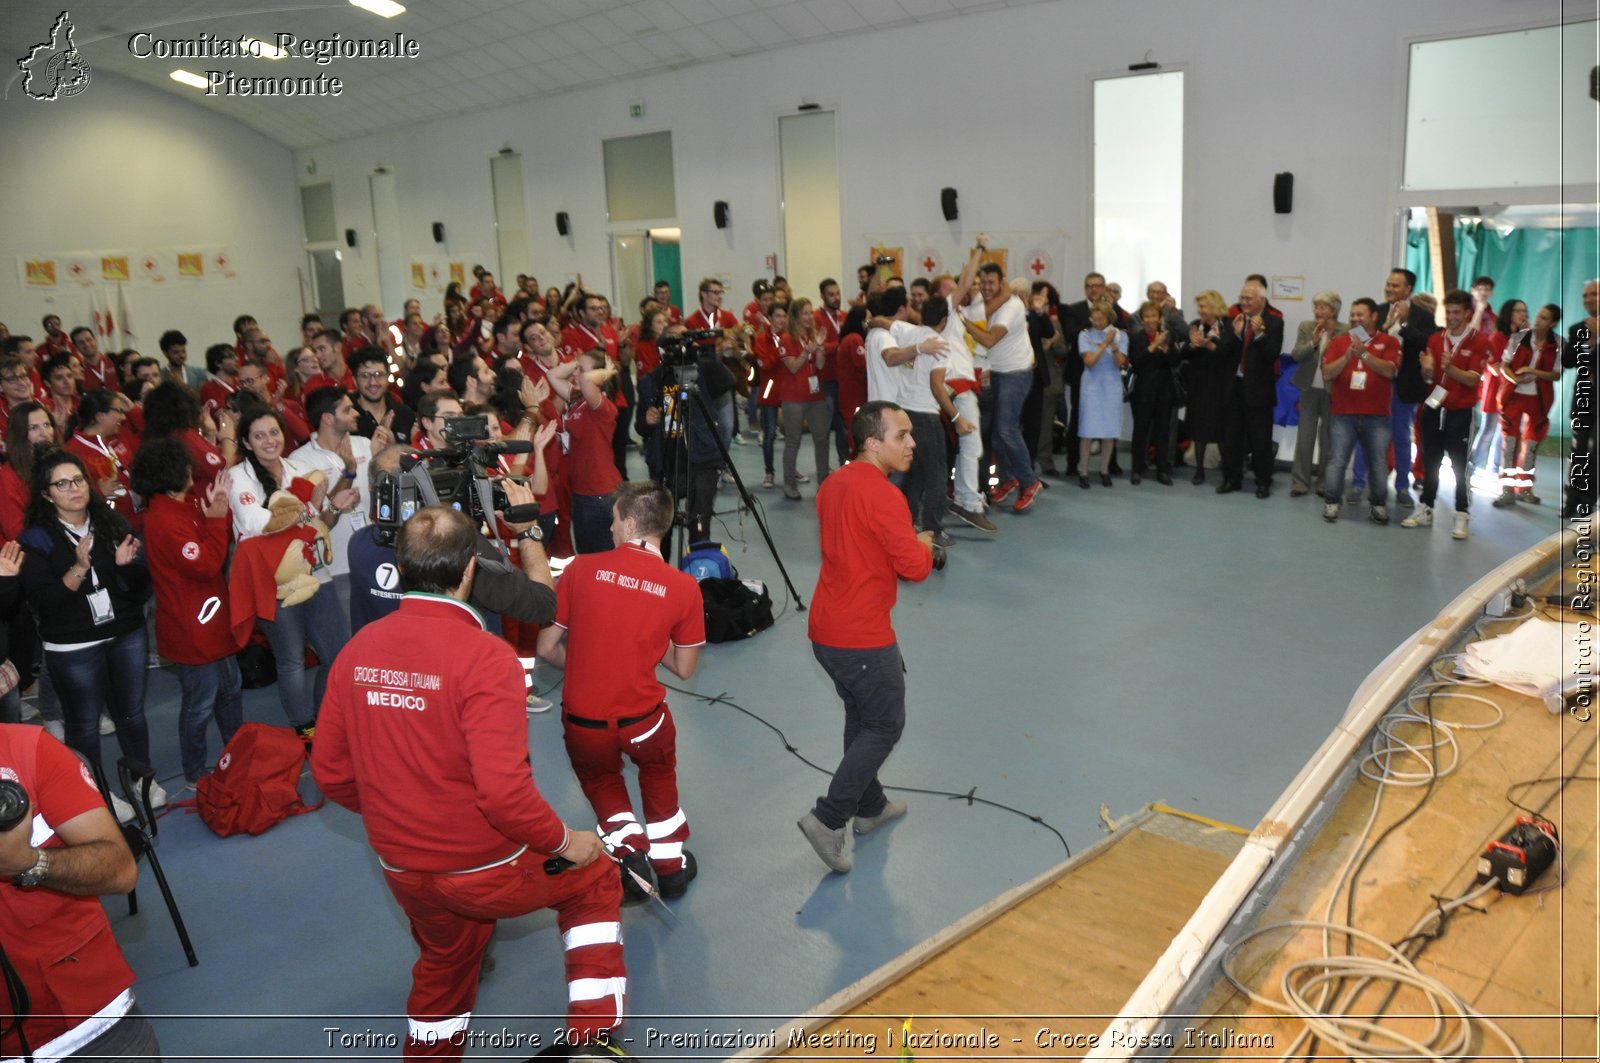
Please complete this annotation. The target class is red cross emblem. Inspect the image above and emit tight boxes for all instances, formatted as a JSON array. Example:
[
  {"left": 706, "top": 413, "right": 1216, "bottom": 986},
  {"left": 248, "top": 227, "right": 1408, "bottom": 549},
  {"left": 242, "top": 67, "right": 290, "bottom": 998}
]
[
  {"left": 214, "top": 254, "right": 228, "bottom": 268},
  {"left": 143, "top": 258, "right": 156, "bottom": 270},
  {"left": 1030, "top": 258, "right": 1046, "bottom": 276},
  {"left": 70, "top": 263, "right": 84, "bottom": 276},
  {"left": 922, "top": 256, "right": 936, "bottom": 273}
]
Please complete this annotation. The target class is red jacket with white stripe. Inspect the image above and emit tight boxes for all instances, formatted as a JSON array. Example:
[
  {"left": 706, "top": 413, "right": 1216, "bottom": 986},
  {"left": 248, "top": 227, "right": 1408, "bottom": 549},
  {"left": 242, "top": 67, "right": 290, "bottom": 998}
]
[{"left": 313, "top": 594, "right": 570, "bottom": 873}]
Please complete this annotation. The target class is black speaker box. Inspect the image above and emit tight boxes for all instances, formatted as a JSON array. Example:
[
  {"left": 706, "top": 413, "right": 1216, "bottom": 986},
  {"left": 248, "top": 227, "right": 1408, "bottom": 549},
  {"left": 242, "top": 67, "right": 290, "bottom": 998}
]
[
  {"left": 1273, "top": 172, "right": 1293, "bottom": 214},
  {"left": 556, "top": 212, "right": 569, "bottom": 237},
  {"left": 940, "top": 187, "right": 958, "bottom": 221},
  {"left": 714, "top": 200, "right": 729, "bottom": 229},
  {"left": 344, "top": 228, "right": 357, "bottom": 247},
  {"left": 431, "top": 222, "right": 445, "bottom": 243}
]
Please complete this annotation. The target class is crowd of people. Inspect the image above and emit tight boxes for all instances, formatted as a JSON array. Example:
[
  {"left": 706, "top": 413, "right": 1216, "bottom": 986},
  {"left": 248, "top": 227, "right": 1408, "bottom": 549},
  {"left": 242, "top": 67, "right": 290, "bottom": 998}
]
[{"left": 0, "top": 252, "right": 1591, "bottom": 1057}]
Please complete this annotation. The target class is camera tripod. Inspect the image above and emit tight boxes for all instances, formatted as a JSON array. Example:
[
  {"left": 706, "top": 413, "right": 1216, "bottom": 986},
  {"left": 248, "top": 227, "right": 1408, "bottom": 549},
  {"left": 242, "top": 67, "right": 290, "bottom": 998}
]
[{"left": 655, "top": 365, "right": 805, "bottom": 610}]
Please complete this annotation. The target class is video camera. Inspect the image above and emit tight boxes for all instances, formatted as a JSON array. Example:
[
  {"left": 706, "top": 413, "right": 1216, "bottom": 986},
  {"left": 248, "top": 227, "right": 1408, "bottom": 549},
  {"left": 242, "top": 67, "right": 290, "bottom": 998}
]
[
  {"left": 372, "top": 415, "right": 538, "bottom": 549},
  {"left": 658, "top": 328, "right": 724, "bottom": 374}
]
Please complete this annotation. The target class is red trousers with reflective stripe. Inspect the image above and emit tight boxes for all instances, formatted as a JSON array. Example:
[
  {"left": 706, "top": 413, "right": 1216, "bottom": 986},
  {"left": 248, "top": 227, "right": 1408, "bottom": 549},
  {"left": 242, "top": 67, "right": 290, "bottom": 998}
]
[
  {"left": 382, "top": 852, "right": 624, "bottom": 1060},
  {"left": 562, "top": 705, "right": 690, "bottom": 874}
]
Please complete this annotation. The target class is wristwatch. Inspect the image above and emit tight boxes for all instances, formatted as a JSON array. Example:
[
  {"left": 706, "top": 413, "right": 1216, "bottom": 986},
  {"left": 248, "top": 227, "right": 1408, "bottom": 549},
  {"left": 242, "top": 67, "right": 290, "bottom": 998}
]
[
  {"left": 515, "top": 525, "right": 544, "bottom": 544},
  {"left": 14, "top": 847, "right": 48, "bottom": 888}
]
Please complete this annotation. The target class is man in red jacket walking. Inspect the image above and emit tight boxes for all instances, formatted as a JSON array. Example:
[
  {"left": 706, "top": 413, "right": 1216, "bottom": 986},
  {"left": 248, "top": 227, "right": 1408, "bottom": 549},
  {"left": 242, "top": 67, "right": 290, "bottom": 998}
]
[
  {"left": 314, "top": 506, "right": 623, "bottom": 1059},
  {"left": 799, "top": 400, "right": 935, "bottom": 873}
]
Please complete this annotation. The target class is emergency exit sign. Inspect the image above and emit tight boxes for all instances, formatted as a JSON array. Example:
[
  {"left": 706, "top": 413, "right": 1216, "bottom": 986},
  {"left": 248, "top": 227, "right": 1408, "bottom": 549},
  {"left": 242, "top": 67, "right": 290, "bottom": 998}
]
[{"left": 629, "top": 100, "right": 645, "bottom": 118}]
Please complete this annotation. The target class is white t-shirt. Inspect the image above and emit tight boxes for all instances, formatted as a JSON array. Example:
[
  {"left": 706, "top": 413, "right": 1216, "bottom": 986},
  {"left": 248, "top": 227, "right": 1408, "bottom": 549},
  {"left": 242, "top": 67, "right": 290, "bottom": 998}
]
[
  {"left": 898, "top": 324, "right": 945, "bottom": 414},
  {"left": 965, "top": 294, "right": 1032, "bottom": 373},
  {"left": 865, "top": 323, "right": 908, "bottom": 406},
  {"left": 295, "top": 434, "right": 373, "bottom": 579},
  {"left": 939, "top": 297, "right": 976, "bottom": 383}
]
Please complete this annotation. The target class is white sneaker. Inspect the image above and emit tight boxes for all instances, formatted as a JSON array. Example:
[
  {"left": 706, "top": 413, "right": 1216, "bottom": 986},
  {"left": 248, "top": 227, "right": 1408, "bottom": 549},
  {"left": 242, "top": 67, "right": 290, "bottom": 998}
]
[
  {"left": 1452, "top": 511, "right": 1470, "bottom": 540},
  {"left": 146, "top": 781, "right": 169, "bottom": 810},
  {"left": 526, "top": 693, "right": 553, "bottom": 714},
  {"left": 43, "top": 719, "right": 65, "bottom": 741},
  {"left": 98, "top": 712, "right": 116, "bottom": 735},
  {"left": 110, "top": 792, "right": 137, "bottom": 824},
  {"left": 18, "top": 700, "right": 39, "bottom": 722},
  {"left": 1400, "top": 505, "right": 1433, "bottom": 529}
]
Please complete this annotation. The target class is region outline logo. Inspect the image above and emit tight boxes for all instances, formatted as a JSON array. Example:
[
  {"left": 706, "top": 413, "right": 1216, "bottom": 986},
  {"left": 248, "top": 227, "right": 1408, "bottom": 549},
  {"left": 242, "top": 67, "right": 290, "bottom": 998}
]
[{"left": 18, "top": 11, "right": 91, "bottom": 101}]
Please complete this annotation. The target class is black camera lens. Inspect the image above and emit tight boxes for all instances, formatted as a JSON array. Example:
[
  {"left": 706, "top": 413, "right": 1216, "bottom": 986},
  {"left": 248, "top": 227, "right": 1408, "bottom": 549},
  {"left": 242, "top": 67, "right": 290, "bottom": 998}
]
[{"left": 0, "top": 779, "right": 30, "bottom": 834}]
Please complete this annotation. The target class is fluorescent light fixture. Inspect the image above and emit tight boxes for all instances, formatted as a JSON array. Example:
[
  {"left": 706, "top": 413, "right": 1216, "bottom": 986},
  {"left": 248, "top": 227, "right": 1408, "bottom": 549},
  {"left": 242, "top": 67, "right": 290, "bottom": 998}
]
[
  {"left": 170, "top": 69, "right": 209, "bottom": 89},
  {"left": 349, "top": 0, "right": 406, "bottom": 17},
  {"left": 242, "top": 37, "right": 288, "bottom": 59}
]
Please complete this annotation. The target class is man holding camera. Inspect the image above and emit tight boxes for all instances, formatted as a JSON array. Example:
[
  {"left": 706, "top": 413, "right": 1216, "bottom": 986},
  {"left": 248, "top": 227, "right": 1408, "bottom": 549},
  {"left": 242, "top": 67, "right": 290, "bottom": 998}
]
[
  {"left": 799, "top": 401, "right": 935, "bottom": 874},
  {"left": 315, "top": 506, "right": 623, "bottom": 1060},
  {"left": 537, "top": 482, "right": 705, "bottom": 901},
  {"left": 0, "top": 722, "right": 159, "bottom": 1059},
  {"left": 634, "top": 323, "right": 736, "bottom": 540}
]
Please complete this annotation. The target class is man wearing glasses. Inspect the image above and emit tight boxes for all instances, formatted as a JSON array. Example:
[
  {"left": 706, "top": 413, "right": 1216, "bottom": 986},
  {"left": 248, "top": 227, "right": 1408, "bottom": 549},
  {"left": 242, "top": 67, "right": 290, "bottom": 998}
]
[
  {"left": 348, "top": 347, "right": 413, "bottom": 443},
  {"left": 0, "top": 355, "right": 36, "bottom": 451}
]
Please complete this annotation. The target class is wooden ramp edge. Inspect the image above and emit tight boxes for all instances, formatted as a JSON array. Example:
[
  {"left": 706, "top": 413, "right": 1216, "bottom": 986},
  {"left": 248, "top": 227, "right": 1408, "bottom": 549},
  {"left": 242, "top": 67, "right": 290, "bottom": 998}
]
[{"left": 731, "top": 806, "right": 1245, "bottom": 1061}]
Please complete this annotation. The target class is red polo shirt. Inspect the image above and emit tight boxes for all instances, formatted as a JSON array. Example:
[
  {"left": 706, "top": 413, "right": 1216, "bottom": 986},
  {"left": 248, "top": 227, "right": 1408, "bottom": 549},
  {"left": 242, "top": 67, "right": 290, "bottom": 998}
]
[
  {"left": 563, "top": 396, "right": 621, "bottom": 496},
  {"left": 1323, "top": 332, "right": 1401, "bottom": 417},
  {"left": 1426, "top": 330, "right": 1490, "bottom": 410},
  {"left": 809, "top": 460, "right": 933, "bottom": 649}
]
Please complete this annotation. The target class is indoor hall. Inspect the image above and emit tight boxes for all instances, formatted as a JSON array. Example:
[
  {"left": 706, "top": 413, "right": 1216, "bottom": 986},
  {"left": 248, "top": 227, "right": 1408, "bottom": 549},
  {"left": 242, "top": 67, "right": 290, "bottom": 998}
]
[{"left": 0, "top": 0, "right": 1595, "bottom": 1058}]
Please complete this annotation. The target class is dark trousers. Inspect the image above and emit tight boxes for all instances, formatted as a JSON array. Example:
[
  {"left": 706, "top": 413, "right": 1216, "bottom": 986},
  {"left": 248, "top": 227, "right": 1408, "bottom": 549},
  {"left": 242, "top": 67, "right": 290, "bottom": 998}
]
[
  {"left": 686, "top": 462, "right": 720, "bottom": 541},
  {"left": 822, "top": 379, "right": 849, "bottom": 466},
  {"left": 811, "top": 642, "right": 905, "bottom": 830},
  {"left": 72, "top": 1002, "right": 162, "bottom": 1061},
  {"left": 1131, "top": 400, "right": 1173, "bottom": 475},
  {"left": 902, "top": 410, "right": 948, "bottom": 531},
  {"left": 1418, "top": 405, "right": 1475, "bottom": 512},
  {"left": 1064, "top": 378, "right": 1082, "bottom": 471},
  {"left": 571, "top": 493, "right": 614, "bottom": 554},
  {"left": 1220, "top": 381, "right": 1274, "bottom": 488},
  {"left": 47, "top": 626, "right": 150, "bottom": 785}
]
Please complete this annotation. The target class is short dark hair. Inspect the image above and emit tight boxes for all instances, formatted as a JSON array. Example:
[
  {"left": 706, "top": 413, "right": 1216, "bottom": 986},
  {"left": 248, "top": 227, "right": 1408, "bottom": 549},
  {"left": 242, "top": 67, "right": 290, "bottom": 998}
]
[
  {"left": 141, "top": 382, "right": 201, "bottom": 437},
  {"left": 878, "top": 287, "right": 908, "bottom": 317},
  {"left": 853, "top": 400, "right": 904, "bottom": 447},
  {"left": 340, "top": 308, "right": 362, "bottom": 329},
  {"left": 1246, "top": 273, "right": 1269, "bottom": 288},
  {"left": 819, "top": 278, "right": 839, "bottom": 294},
  {"left": 446, "top": 357, "right": 478, "bottom": 396},
  {"left": 1351, "top": 297, "right": 1381, "bottom": 318},
  {"left": 205, "top": 344, "right": 235, "bottom": 374},
  {"left": 130, "top": 437, "right": 193, "bottom": 497},
  {"left": 395, "top": 505, "right": 477, "bottom": 594},
  {"left": 304, "top": 385, "right": 346, "bottom": 431},
  {"left": 416, "top": 390, "right": 457, "bottom": 422},
  {"left": 300, "top": 312, "right": 323, "bottom": 331},
  {"left": 74, "top": 389, "right": 121, "bottom": 432},
  {"left": 43, "top": 353, "right": 74, "bottom": 379},
  {"left": 920, "top": 297, "right": 949, "bottom": 329},
  {"left": 232, "top": 315, "right": 256, "bottom": 336},
  {"left": 978, "top": 263, "right": 1004, "bottom": 281},
  {"left": 1472, "top": 275, "right": 1495, "bottom": 289},
  {"left": 1540, "top": 302, "right": 1562, "bottom": 326},
  {"left": 909, "top": 278, "right": 931, "bottom": 293},
  {"left": 70, "top": 326, "right": 94, "bottom": 345},
  {"left": 1390, "top": 268, "right": 1418, "bottom": 292},
  {"left": 492, "top": 313, "right": 518, "bottom": 341},
  {"left": 1443, "top": 288, "right": 1472, "bottom": 310},
  {"left": 1, "top": 336, "right": 33, "bottom": 358},
  {"left": 613, "top": 481, "right": 674, "bottom": 539},
  {"left": 348, "top": 346, "right": 387, "bottom": 374}
]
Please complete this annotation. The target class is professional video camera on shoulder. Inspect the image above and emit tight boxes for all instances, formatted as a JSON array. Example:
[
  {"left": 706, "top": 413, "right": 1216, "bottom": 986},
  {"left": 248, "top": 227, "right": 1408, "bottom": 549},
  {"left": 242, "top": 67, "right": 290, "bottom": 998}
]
[{"left": 373, "top": 415, "right": 538, "bottom": 547}]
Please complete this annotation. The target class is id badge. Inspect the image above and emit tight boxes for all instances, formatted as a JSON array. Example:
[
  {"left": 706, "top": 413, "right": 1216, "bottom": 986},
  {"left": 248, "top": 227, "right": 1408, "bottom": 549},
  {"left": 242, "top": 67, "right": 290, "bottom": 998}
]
[
  {"left": 1424, "top": 384, "right": 1448, "bottom": 409},
  {"left": 87, "top": 587, "right": 114, "bottom": 626},
  {"left": 807, "top": 376, "right": 820, "bottom": 395},
  {"left": 559, "top": 430, "right": 572, "bottom": 453},
  {"left": 1349, "top": 369, "right": 1367, "bottom": 391}
]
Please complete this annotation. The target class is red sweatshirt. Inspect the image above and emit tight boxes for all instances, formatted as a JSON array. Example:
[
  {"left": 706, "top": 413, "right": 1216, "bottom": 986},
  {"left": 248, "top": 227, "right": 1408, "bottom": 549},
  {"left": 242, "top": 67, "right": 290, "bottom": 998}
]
[{"left": 808, "top": 460, "right": 933, "bottom": 648}]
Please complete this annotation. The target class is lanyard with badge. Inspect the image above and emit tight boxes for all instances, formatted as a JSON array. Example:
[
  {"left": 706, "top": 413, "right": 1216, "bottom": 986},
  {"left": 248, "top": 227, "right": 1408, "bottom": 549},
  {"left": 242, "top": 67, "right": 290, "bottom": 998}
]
[
  {"left": 61, "top": 523, "right": 115, "bottom": 626},
  {"left": 74, "top": 433, "right": 127, "bottom": 499},
  {"left": 1426, "top": 331, "right": 1466, "bottom": 409}
]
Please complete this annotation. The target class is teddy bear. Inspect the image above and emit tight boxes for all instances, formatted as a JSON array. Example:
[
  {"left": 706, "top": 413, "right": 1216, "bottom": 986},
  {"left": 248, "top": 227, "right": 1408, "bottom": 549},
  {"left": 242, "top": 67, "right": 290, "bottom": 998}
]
[{"left": 259, "top": 471, "right": 334, "bottom": 607}]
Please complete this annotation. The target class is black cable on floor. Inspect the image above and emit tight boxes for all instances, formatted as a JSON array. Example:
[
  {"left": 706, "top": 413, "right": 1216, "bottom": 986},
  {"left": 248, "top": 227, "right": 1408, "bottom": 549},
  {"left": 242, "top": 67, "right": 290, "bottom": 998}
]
[{"left": 659, "top": 679, "right": 1071, "bottom": 857}]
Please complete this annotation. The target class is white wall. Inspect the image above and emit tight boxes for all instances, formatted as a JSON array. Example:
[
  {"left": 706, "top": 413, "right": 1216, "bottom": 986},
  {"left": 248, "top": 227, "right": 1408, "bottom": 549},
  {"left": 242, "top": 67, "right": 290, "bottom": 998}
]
[
  {"left": 0, "top": 69, "right": 304, "bottom": 356},
  {"left": 294, "top": 0, "right": 1568, "bottom": 339}
]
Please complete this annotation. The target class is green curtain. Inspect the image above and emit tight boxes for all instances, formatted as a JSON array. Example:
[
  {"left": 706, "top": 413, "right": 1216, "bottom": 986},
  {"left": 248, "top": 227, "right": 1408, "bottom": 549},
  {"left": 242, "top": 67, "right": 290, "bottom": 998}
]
[
  {"left": 650, "top": 240, "right": 683, "bottom": 311},
  {"left": 1406, "top": 221, "right": 1599, "bottom": 438}
]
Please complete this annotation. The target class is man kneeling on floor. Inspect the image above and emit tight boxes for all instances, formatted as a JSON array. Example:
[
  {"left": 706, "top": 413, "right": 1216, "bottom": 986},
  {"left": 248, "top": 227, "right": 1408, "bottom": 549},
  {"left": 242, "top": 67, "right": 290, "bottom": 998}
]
[
  {"left": 538, "top": 482, "right": 706, "bottom": 903},
  {"left": 313, "top": 505, "right": 624, "bottom": 1060}
]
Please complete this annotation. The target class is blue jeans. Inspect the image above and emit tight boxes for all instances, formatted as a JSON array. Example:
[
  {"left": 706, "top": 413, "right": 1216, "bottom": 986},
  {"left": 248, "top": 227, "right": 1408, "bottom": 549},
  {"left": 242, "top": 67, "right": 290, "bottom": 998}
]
[
  {"left": 1323, "top": 415, "right": 1393, "bottom": 506},
  {"left": 822, "top": 379, "right": 849, "bottom": 465},
  {"left": 1392, "top": 397, "right": 1418, "bottom": 494},
  {"left": 47, "top": 626, "right": 150, "bottom": 783},
  {"left": 990, "top": 369, "right": 1037, "bottom": 488},
  {"left": 258, "top": 587, "right": 349, "bottom": 729},
  {"left": 571, "top": 492, "right": 615, "bottom": 554},
  {"left": 176, "top": 657, "right": 244, "bottom": 782}
]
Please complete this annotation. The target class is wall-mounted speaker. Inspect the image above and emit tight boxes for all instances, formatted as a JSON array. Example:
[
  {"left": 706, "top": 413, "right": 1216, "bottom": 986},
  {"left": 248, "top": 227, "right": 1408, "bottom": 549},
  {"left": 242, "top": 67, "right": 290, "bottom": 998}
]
[
  {"left": 344, "top": 228, "right": 357, "bottom": 248},
  {"left": 556, "top": 211, "right": 570, "bottom": 237},
  {"left": 713, "top": 200, "right": 730, "bottom": 229},
  {"left": 431, "top": 222, "right": 445, "bottom": 243},
  {"left": 1273, "top": 172, "right": 1294, "bottom": 214},
  {"left": 940, "top": 187, "right": 958, "bottom": 222}
]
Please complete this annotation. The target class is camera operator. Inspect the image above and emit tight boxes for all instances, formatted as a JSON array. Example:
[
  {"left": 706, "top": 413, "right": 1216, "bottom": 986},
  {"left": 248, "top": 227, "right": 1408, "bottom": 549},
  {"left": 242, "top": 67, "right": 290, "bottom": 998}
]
[
  {"left": 798, "top": 401, "right": 936, "bottom": 875},
  {"left": 0, "top": 721, "right": 159, "bottom": 1059},
  {"left": 348, "top": 444, "right": 557, "bottom": 635},
  {"left": 314, "top": 506, "right": 624, "bottom": 1059},
  {"left": 634, "top": 324, "right": 736, "bottom": 540}
]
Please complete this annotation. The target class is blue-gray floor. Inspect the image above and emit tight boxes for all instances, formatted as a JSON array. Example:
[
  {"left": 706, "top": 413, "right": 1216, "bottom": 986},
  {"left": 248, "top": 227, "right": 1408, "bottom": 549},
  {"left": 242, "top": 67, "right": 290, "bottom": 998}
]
[{"left": 93, "top": 443, "right": 1567, "bottom": 1061}]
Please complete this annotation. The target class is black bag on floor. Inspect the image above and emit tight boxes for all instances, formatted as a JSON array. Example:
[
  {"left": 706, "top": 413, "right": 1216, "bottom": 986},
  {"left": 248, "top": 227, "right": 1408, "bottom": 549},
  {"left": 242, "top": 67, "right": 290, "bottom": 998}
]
[
  {"left": 237, "top": 639, "right": 277, "bottom": 689},
  {"left": 699, "top": 578, "right": 774, "bottom": 643}
]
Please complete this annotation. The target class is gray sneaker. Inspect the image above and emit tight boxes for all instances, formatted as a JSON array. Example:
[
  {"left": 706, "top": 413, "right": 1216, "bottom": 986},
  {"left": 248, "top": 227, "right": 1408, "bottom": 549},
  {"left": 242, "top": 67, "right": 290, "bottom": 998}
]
[
  {"left": 1322, "top": 502, "right": 1340, "bottom": 522},
  {"left": 1370, "top": 505, "right": 1389, "bottom": 525},
  {"left": 949, "top": 505, "right": 998, "bottom": 532},
  {"left": 931, "top": 530, "right": 954, "bottom": 549},
  {"left": 853, "top": 799, "right": 907, "bottom": 835},
  {"left": 1395, "top": 491, "right": 1415, "bottom": 509},
  {"left": 798, "top": 811, "right": 851, "bottom": 872}
]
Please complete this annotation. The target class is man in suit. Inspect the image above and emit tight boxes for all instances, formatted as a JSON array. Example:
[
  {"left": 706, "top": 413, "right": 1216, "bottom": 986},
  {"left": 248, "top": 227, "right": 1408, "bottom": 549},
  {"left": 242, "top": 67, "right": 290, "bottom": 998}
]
[
  {"left": 1217, "top": 279, "right": 1284, "bottom": 497},
  {"left": 1379, "top": 268, "right": 1440, "bottom": 507}
]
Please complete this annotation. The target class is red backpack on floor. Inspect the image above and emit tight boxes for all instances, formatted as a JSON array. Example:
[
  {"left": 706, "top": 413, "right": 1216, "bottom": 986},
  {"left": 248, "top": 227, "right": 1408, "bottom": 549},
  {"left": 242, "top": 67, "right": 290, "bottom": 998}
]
[{"left": 195, "top": 723, "right": 323, "bottom": 837}]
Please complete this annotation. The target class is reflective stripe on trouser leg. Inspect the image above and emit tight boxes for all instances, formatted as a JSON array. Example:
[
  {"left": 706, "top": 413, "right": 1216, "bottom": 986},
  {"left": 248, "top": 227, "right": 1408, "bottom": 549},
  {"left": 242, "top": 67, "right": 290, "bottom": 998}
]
[
  {"left": 645, "top": 807, "right": 689, "bottom": 874},
  {"left": 553, "top": 859, "right": 627, "bottom": 1040},
  {"left": 600, "top": 812, "right": 644, "bottom": 854},
  {"left": 407, "top": 1013, "right": 470, "bottom": 1058}
]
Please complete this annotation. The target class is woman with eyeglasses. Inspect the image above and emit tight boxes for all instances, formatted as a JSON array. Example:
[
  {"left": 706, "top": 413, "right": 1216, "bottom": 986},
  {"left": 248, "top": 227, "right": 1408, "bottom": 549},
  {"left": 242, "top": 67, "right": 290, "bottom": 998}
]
[
  {"left": 16, "top": 449, "right": 157, "bottom": 814},
  {"left": 1, "top": 402, "right": 62, "bottom": 736}
]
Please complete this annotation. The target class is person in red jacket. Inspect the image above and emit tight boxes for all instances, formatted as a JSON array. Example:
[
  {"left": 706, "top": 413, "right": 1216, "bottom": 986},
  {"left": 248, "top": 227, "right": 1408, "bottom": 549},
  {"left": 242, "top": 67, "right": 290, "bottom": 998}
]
[
  {"left": 131, "top": 438, "right": 242, "bottom": 787},
  {"left": 798, "top": 401, "right": 935, "bottom": 874},
  {"left": 537, "top": 482, "right": 705, "bottom": 901},
  {"left": 1402, "top": 289, "right": 1489, "bottom": 540},
  {"left": 1493, "top": 303, "right": 1565, "bottom": 507},
  {"left": 313, "top": 506, "right": 624, "bottom": 1060},
  {"left": 562, "top": 351, "right": 622, "bottom": 554},
  {"left": 0, "top": 722, "right": 158, "bottom": 1060}
]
